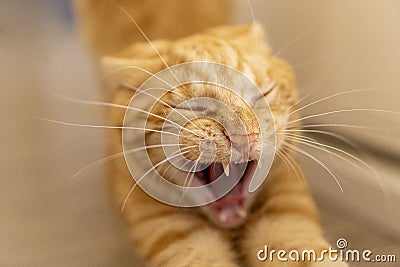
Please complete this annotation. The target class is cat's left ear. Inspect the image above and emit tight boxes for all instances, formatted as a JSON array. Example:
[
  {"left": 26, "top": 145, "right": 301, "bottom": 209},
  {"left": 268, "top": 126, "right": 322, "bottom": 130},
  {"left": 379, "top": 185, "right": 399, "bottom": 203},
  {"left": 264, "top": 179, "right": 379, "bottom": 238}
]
[
  {"left": 101, "top": 55, "right": 166, "bottom": 124},
  {"left": 101, "top": 57, "right": 154, "bottom": 95}
]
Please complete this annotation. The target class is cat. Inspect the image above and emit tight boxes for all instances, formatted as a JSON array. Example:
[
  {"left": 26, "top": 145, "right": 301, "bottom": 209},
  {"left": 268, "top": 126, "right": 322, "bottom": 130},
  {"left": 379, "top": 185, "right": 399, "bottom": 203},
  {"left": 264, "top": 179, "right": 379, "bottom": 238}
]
[{"left": 75, "top": 1, "right": 348, "bottom": 266}]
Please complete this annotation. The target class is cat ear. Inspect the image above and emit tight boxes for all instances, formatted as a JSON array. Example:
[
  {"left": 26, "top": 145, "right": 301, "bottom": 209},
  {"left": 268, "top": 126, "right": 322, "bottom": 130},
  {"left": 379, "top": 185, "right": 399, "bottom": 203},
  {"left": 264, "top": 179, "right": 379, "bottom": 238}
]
[
  {"left": 100, "top": 55, "right": 165, "bottom": 123},
  {"left": 102, "top": 57, "right": 144, "bottom": 92},
  {"left": 101, "top": 55, "right": 165, "bottom": 97}
]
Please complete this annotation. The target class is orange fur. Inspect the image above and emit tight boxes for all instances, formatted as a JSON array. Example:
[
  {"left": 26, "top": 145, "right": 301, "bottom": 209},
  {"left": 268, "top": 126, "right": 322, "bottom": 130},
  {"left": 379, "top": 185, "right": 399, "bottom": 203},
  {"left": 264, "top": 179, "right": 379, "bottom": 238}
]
[{"left": 75, "top": 1, "right": 348, "bottom": 266}]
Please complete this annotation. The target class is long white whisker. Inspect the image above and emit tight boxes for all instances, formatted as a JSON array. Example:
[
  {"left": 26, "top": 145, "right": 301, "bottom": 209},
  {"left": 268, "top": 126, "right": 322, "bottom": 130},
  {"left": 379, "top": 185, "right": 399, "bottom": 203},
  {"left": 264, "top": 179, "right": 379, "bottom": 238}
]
[
  {"left": 275, "top": 151, "right": 292, "bottom": 173},
  {"left": 278, "top": 129, "right": 361, "bottom": 150},
  {"left": 290, "top": 56, "right": 331, "bottom": 69},
  {"left": 184, "top": 151, "right": 204, "bottom": 189},
  {"left": 180, "top": 153, "right": 203, "bottom": 202},
  {"left": 283, "top": 90, "right": 314, "bottom": 118},
  {"left": 289, "top": 108, "right": 400, "bottom": 125},
  {"left": 291, "top": 123, "right": 400, "bottom": 133},
  {"left": 38, "top": 118, "right": 185, "bottom": 137},
  {"left": 272, "top": 30, "right": 320, "bottom": 56},
  {"left": 54, "top": 96, "right": 201, "bottom": 137},
  {"left": 245, "top": 0, "right": 259, "bottom": 54},
  {"left": 121, "top": 147, "right": 194, "bottom": 211},
  {"left": 277, "top": 149, "right": 304, "bottom": 184},
  {"left": 284, "top": 150, "right": 306, "bottom": 183},
  {"left": 287, "top": 89, "right": 375, "bottom": 117},
  {"left": 286, "top": 134, "right": 364, "bottom": 169},
  {"left": 115, "top": 4, "right": 185, "bottom": 87},
  {"left": 285, "top": 134, "right": 388, "bottom": 201},
  {"left": 283, "top": 142, "right": 344, "bottom": 192},
  {"left": 104, "top": 65, "right": 174, "bottom": 88},
  {"left": 122, "top": 83, "right": 201, "bottom": 131},
  {"left": 68, "top": 143, "right": 188, "bottom": 180},
  {"left": 286, "top": 133, "right": 339, "bottom": 164}
]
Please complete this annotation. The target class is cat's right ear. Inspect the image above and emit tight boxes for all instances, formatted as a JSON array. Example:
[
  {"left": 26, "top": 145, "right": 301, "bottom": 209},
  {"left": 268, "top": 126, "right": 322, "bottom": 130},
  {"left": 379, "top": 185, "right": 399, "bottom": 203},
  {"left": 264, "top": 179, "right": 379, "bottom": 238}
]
[
  {"left": 100, "top": 38, "right": 171, "bottom": 100},
  {"left": 101, "top": 56, "right": 164, "bottom": 98},
  {"left": 100, "top": 56, "right": 160, "bottom": 123}
]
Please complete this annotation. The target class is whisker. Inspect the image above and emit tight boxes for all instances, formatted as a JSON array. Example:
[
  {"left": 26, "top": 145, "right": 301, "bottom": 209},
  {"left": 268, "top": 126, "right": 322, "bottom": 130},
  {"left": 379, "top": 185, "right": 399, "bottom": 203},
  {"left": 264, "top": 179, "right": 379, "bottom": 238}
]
[
  {"left": 38, "top": 118, "right": 184, "bottom": 137},
  {"left": 272, "top": 30, "right": 320, "bottom": 56},
  {"left": 275, "top": 151, "right": 292, "bottom": 172},
  {"left": 184, "top": 151, "right": 204, "bottom": 188},
  {"left": 283, "top": 142, "right": 344, "bottom": 192},
  {"left": 115, "top": 4, "right": 186, "bottom": 88},
  {"left": 287, "top": 89, "right": 375, "bottom": 117},
  {"left": 182, "top": 159, "right": 198, "bottom": 187},
  {"left": 104, "top": 65, "right": 174, "bottom": 88},
  {"left": 246, "top": 0, "right": 256, "bottom": 25},
  {"left": 68, "top": 143, "right": 189, "bottom": 180},
  {"left": 180, "top": 152, "right": 203, "bottom": 202},
  {"left": 290, "top": 123, "right": 400, "bottom": 133},
  {"left": 276, "top": 149, "right": 304, "bottom": 184},
  {"left": 290, "top": 56, "right": 331, "bottom": 69},
  {"left": 54, "top": 96, "right": 202, "bottom": 137},
  {"left": 278, "top": 129, "right": 361, "bottom": 150},
  {"left": 285, "top": 134, "right": 365, "bottom": 169},
  {"left": 245, "top": 0, "right": 260, "bottom": 53},
  {"left": 284, "top": 150, "right": 307, "bottom": 184},
  {"left": 121, "top": 83, "right": 202, "bottom": 131},
  {"left": 286, "top": 133, "right": 339, "bottom": 164},
  {"left": 171, "top": 155, "right": 195, "bottom": 185},
  {"left": 289, "top": 108, "right": 400, "bottom": 125},
  {"left": 282, "top": 90, "right": 314, "bottom": 118},
  {"left": 121, "top": 147, "right": 194, "bottom": 211},
  {"left": 284, "top": 134, "right": 388, "bottom": 201}
]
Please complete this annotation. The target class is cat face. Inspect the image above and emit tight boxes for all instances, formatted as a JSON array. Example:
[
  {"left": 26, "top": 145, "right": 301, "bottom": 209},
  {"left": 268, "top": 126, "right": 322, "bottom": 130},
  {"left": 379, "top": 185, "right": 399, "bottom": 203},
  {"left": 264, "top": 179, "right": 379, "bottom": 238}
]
[{"left": 104, "top": 24, "right": 298, "bottom": 229}]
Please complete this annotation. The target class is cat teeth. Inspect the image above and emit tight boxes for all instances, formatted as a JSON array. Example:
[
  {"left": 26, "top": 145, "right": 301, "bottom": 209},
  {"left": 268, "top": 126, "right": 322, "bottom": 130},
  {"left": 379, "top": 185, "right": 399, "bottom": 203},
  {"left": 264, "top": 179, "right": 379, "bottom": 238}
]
[
  {"left": 222, "top": 162, "right": 230, "bottom": 176},
  {"left": 219, "top": 210, "right": 227, "bottom": 222},
  {"left": 219, "top": 206, "right": 247, "bottom": 222},
  {"left": 257, "top": 160, "right": 263, "bottom": 169},
  {"left": 236, "top": 207, "right": 247, "bottom": 218}
]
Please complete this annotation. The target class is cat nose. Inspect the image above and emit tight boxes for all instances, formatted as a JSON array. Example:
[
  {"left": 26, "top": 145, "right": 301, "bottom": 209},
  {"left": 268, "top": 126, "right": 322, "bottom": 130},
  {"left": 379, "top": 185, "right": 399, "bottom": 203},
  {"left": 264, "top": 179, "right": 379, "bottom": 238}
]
[{"left": 229, "top": 133, "right": 259, "bottom": 159}]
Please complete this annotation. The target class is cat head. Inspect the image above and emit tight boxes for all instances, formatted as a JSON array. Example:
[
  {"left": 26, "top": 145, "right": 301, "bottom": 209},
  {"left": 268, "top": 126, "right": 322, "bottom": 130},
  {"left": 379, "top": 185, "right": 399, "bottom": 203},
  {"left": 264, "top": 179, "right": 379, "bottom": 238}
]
[{"left": 103, "top": 24, "right": 298, "bottom": 229}]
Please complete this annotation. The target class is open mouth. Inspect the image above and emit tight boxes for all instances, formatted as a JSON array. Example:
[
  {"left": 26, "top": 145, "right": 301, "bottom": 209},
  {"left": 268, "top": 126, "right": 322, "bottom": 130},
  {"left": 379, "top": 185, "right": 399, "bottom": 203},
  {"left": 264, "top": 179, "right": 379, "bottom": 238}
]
[{"left": 194, "top": 160, "right": 258, "bottom": 228}]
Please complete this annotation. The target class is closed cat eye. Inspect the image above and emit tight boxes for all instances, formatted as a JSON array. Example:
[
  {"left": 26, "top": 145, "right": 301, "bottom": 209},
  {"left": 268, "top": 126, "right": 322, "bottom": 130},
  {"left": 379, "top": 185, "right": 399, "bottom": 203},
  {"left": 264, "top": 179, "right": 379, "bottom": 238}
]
[
  {"left": 174, "top": 104, "right": 208, "bottom": 112},
  {"left": 262, "top": 81, "right": 277, "bottom": 96}
]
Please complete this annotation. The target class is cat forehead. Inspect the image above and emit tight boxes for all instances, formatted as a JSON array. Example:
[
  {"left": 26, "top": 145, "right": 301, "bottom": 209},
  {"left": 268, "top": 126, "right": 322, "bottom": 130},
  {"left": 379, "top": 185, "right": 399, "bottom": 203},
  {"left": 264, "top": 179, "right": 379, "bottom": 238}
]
[{"left": 167, "top": 61, "right": 271, "bottom": 105}]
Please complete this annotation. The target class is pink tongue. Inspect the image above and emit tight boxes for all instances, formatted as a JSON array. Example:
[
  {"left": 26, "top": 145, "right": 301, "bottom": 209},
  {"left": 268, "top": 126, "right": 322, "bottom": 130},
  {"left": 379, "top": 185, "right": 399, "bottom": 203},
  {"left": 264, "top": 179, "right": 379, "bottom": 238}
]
[{"left": 207, "top": 163, "right": 246, "bottom": 197}]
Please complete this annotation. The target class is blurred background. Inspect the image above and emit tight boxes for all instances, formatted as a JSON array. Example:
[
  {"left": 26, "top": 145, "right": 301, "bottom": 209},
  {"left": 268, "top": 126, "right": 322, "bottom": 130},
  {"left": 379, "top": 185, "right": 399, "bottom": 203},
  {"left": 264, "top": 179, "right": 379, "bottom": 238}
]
[{"left": 1, "top": 0, "right": 399, "bottom": 266}]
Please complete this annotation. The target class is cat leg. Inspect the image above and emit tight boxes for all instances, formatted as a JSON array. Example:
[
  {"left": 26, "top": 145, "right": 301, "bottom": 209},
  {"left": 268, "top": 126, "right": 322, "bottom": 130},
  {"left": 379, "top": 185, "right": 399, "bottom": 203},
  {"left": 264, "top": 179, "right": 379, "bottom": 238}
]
[
  {"left": 239, "top": 169, "right": 348, "bottom": 267},
  {"left": 121, "top": 189, "right": 239, "bottom": 267}
]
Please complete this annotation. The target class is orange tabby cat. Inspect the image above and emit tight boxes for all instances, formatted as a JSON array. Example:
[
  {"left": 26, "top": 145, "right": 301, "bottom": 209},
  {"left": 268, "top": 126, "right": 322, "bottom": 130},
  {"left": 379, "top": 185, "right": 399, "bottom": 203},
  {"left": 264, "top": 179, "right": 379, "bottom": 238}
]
[{"left": 76, "top": 1, "right": 348, "bottom": 266}]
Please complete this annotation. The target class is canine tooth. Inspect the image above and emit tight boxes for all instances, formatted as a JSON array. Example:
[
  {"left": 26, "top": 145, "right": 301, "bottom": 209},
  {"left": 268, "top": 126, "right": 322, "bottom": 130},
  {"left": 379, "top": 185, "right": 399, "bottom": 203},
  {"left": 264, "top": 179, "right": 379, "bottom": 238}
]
[
  {"left": 219, "top": 210, "right": 227, "bottom": 222},
  {"left": 236, "top": 207, "right": 247, "bottom": 218},
  {"left": 257, "top": 160, "right": 263, "bottom": 169},
  {"left": 222, "top": 162, "right": 230, "bottom": 176}
]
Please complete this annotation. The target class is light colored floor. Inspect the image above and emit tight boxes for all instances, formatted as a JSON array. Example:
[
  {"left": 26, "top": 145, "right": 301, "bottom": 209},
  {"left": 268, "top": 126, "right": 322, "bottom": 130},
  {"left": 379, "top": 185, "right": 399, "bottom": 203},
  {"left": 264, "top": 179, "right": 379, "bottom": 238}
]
[{"left": 1, "top": 2, "right": 398, "bottom": 266}]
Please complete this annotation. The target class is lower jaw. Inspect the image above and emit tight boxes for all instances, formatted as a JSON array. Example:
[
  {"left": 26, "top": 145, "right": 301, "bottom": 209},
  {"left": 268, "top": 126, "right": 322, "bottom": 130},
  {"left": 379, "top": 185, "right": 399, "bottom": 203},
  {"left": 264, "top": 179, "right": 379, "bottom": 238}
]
[
  {"left": 191, "top": 161, "right": 258, "bottom": 228},
  {"left": 204, "top": 198, "right": 250, "bottom": 229},
  {"left": 206, "top": 207, "right": 248, "bottom": 229}
]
